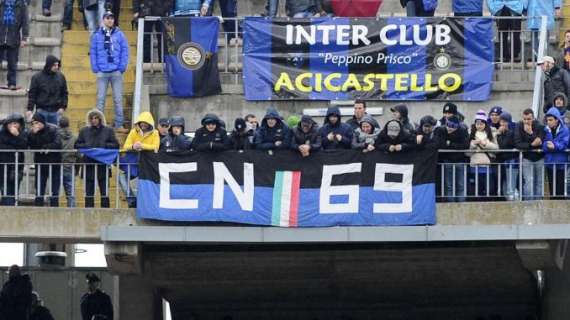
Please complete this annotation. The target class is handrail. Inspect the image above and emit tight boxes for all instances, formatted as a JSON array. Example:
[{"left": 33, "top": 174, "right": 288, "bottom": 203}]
[{"left": 0, "top": 149, "right": 565, "bottom": 153}]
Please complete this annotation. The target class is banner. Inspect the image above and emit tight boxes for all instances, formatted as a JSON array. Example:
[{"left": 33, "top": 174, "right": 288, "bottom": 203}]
[
  {"left": 162, "top": 17, "right": 222, "bottom": 97},
  {"left": 243, "top": 17, "right": 494, "bottom": 101},
  {"left": 137, "top": 149, "right": 437, "bottom": 227}
]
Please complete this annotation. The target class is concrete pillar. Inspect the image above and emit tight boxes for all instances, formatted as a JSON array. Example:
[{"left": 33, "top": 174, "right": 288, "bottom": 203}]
[
  {"left": 104, "top": 242, "right": 142, "bottom": 275},
  {"left": 118, "top": 275, "right": 162, "bottom": 320}
]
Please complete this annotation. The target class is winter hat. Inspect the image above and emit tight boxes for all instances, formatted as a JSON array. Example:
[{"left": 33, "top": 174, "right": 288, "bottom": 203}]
[
  {"left": 420, "top": 115, "right": 437, "bottom": 128},
  {"left": 446, "top": 115, "right": 460, "bottom": 129},
  {"left": 499, "top": 112, "right": 512, "bottom": 123},
  {"left": 474, "top": 109, "right": 487, "bottom": 122},
  {"left": 158, "top": 117, "right": 170, "bottom": 126},
  {"left": 32, "top": 113, "right": 46, "bottom": 125},
  {"left": 489, "top": 106, "right": 503, "bottom": 115},
  {"left": 300, "top": 115, "right": 314, "bottom": 128},
  {"left": 442, "top": 102, "right": 458, "bottom": 115},
  {"left": 386, "top": 120, "right": 401, "bottom": 138},
  {"left": 234, "top": 118, "right": 246, "bottom": 131},
  {"left": 86, "top": 273, "right": 101, "bottom": 283}
]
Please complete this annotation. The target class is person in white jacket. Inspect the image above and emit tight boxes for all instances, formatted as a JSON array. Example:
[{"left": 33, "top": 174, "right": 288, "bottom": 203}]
[{"left": 468, "top": 109, "right": 499, "bottom": 198}]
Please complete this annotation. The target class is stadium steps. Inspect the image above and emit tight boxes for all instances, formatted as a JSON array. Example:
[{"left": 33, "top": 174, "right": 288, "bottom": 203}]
[{"left": 62, "top": 0, "right": 137, "bottom": 208}]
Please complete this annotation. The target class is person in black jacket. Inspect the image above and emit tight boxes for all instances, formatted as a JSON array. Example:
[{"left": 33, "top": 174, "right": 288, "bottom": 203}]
[
  {"left": 318, "top": 106, "right": 352, "bottom": 150},
  {"left": 375, "top": 120, "right": 416, "bottom": 153},
  {"left": 0, "top": 113, "right": 26, "bottom": 206},
  {"left": 254, "top": 109, "right": 290, "bottom": 152},
  {"left": 0, "top": 265, "right": 33, "bottom": 320},
  {"left": 0, "top": 0, "right": 28, "bottom": 90},
  {"left": 29, "top": 292, "right": 55, "bottom": 320},
  {"left": 541, "top": 55, "right": 570, "bottom": 112},
  {"left": 27, "top": 113, "right": 62, "bottom": 207},
  {"left": 75, "top": 109, "right": 120, "bottom": 208},
  {"left": 514, "top": 108, "right": 545, "bottom": 199},
  {"left": 160, "top": 116, "right": 191, "bottom": 152},
  {"left": 193, "top": 114, "right": 228, "bottom": 152},
  {"left": 415, "top": 115, "right": 441, "bottom": 150},
  {"left": 435, "top": 115, "right": 469, "bottom": 202},
  {"left": 26, "top": 55, "right": 68, "bottom": 125},
  {"left": 227, "top": 118, "right": 254, "bottom": 151},
  {"left": 80, "top": 273, "right": 113, "bottom": 320},
  {"left": 496, "top": 112, "right": 519, "bottom": 200},
  {"left": 291, "top": 115, "right": 321, "bottom": 157},
  {"left": 390, "top": 104, "right": 415, "bottom": 134}
]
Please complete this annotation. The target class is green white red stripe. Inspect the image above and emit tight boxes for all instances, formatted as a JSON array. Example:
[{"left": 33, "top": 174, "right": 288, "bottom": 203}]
[{"left": 271, "top": 171, "right": 301, "bottom": 227}]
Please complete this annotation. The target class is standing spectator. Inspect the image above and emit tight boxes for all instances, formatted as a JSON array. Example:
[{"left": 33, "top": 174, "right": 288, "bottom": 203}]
[
  {"left": 496, "top": 112, "right": 519, "bottom": 200},
  {"left": 390, "top": 104, "right": 415, "bottom": 134},
  {"left": 62, "top": 0, "right": 76, "bottom": 30},
  {"left": 193, "top": 114, "right": 228, "bottom": 152},
  {"left": 551, "top": 92, "right": 568, "bottom": 117},
  {"left": 227, "top": 118, "right": 254, "bottom": 151},
  {"left": 291, "top": 115, "right": 321, "bottom": 157},
  {"left": 400, "top": 0, "right": 437, "bottom": 17},
  {"left": 26, "top": 55, "right": 68, "bottom": 125},
  {"left": 0, "top": 265, "right": 33, "bottom": 320},
  {"left": 527, "top": 0, "right": 561, "bottom": 55},
  {"left": 27, "top": 113, "right": 62, "bottom": 207},
  {"left": 133, "top": 0, "right": 173, "bottom": 62},
  {"left": 254, "top": 109, "right": 290, "bottom": 152},
  {"left": 201, "top": 0, "right": 240, "bottom": 41},
  {"left": 0, "top": 0, "right": 28, "bottom": 90},
  {"left": 453, "top": 0, "right": 483, "bottom": 16},
  {"left": 0, "top": 113, "right": 26, "bottom": 206},
  {"left": 266, "top": 0, "right": 325, "bottom": 18},
  {"left": 84, "top": 0, "right": 106, "bottom": 34},
  {"left": 75, "top": 109, "right": 120, "bottom": 208},
  {"left": 345, "top": 100, "right": 379, "bottom": 131},
  {"left": 351, "top": 115, "right": 379, "bottom": 153},
  {"left": 319, "top": 106, "right": 352, "bottom": 150},
  {"left": 415, "top": 115, "right": 441, "bottom": 150},
  {"left": 514, "top": 108, "right": 545, "bottom": 200},
  {"left": 435, "top": 115, "right": 470, "bottom": 202},
  {"left": 375, "top": 120, "right": 416, "bottom": 153},
  {"left": 29, "top": 292, "right": 55, "bottom": 320},
  {"left": 558, "top": 30, "right": 570, "bottom": 71},
  {"left": 59, "top": 116, "right": 78, "bottom": 208},
  {"left": 80, "top": 273, "right": 113, "bottom": 320},
  {"left": 540, "top": 56, "right": 570, "bottom": 113},
  {"left": 42, "top": 0, "right": 53, "bottom": 16},
  {"left": 157, "top": 118, "right": 170, "bottom": 139},
  {"left": 468, "top": 110, "right": 499, "bottom": 198},
  {"left": 160, "top": 116, "right": 191, "bottom": 152},
  {"left": 487, "top": 0, "right": 525, "bottom": 62},
  {"left": 543, "top": 107, "right": 569, "bottom": 199},
  {"left": 90, "top": 11, "right": 129, "bottom": 131},
  {"left": 488, "top": 106, "right": 502, "bottom": 130}
]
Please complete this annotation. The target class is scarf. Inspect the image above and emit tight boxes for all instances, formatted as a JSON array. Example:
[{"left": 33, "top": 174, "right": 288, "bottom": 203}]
[
  {"left": 103, "top": 27, "right": 114, "bottom": 63},
  {"left": 3, "top": 0, "right": 16, "bottom": 26}
]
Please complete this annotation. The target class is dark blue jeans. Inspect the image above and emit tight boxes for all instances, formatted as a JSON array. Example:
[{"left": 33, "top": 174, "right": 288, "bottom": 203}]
[
  {"left": 63, "top": 0, "right": 74, "bottom": 27},
  {"left": 35, "top": 163, "right": 61, "bottom": 207},
  {"left": 206, "top": 0, "right": 240, "bottom": 39},
  {"left": 0, "top": 46, "right": 19, "bottom": 86}
]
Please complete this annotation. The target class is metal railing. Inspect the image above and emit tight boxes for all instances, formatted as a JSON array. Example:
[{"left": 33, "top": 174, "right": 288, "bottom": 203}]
[{"left": 0, "top": 149, "right": 567, "bottom": 208}]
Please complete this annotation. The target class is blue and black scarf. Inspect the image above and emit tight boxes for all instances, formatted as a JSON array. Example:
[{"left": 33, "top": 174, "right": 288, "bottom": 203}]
[{"left": 3, "top": 0, "right": 16, "bottom": 26}]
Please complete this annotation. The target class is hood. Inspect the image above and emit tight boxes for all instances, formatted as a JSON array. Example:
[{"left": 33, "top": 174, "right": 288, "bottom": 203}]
[
  {"left": 262, "top": 109, "right": 283, "bottom": 127},
  {"left": 201, "top": 113, "right": 220, "bottom": 127},
  {"left": 359, "top": 115, "right": 377, "bottom": 128},
  {"left": 234, "top": 118, "right": 247, "bottom": 131},
  {"left": 324, "top": 106, "right": 342, "bottom": 125},
  {"left": 419, "top": 115, "right": 437, "bottom": 127},
  {"left": 545, "top": 107, "right": 565, "bottom": 125},
  {"left": 3, "top": 113, "right": 25, "bottom": 129},
  {"left": 169, "top": 116, "right": 185, "bottom": 130},
  {"left": 390, "top": 104, "right": 409, "bottom": 119},
  {"left": 135, "top": 112, "right": 155, "bottom": 130},
  {"left": 499, "top": 111, "right": 513, "bottom": 124},
  {"left": 43, "top": 55, "right": 60, "bottom": 74},
  {"left": 85, "top": 109, "right": 107, "bottom": 126},
  {"left": 552, "top": 92, "right": 568, "bottom": 111},
  {"left": 32, "top": 113, "right": 47, "bottom": 126}
]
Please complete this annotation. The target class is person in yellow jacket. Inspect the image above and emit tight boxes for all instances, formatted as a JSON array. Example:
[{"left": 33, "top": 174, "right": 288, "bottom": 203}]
[{"left": 122, "top": 111, "right": 160, "bottom": 152}]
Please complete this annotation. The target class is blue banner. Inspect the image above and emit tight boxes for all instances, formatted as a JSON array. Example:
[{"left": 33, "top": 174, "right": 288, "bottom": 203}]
[
  {"left": 243, "top": 17, "right": 494, "bottom": 101},
  {"left": 136, "top": 150, "right": 437, "bottom": 227}
]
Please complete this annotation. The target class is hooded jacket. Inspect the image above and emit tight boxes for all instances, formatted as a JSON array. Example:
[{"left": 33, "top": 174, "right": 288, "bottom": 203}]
[
  {"left": 27, "top": 55, "right": 68, "bottom": 112},
  {"left": 227, "top": 118, "right": 254, "bottom": 151},
  {"left": 0, "top": 0, "right": 29, "bottom": 48},
  {"left": 123, "top": 112, "right": 160, "bottom": 152},
  {"left": 391, "top": 104, "right": 416, "bottom": 134},
  {"left": 254, "top": 109, "right": 291, "bottom": 151},
  {"left": 159, "top": 116, "right": 192, "bottom": 152},
  {"left": 290, "top": 115, "right": 322, "bottom": 151},
  {"left": 27, "top": 114, "right": 62, "bottom": 164},
  {"left": 0, "top": 274, "right": 32, "bottom": 320},
  {"left": 542, "top": 107, "right": 570, "bottom": 165},
  {"left": 318, "top": 106, "right": 353, "bottom": 150},
  {"left": 514, "top": 119, "right": 545, "bottom": 162},
  {"left": 75, "top": 109, "right": 120, "bottom": 163},
  {"left": 415, "top": 115, "right": 441, "bottom": 150},
  {"left": 544, "top": 65, "right": 570, "bottom": 111},
  {"left": 90, "top": 26, "right": 129, "bottom": 73},
  {"left": 0, "top": 113, "right": 27, "bottom": 166},
  {"left": 375, "top": 120, "right": 416, "bottom": 152},
  {"left": 192, "top": 114, "right": 228, "bottom": 152},
  {"left": 59, "top": 126, "right": 79, "bottom": 164},
  {"left": 495, "top": 112, "right": 517, "bottom": 163},
  {"left": 434, "top": 123, "right": 470, "bottom": 163},
  {"left": 352, "top": 115, "right": 380, "bottom": 150},
  {"left": 346, "top": 113, "right": 380, "bottom": 131},
  {"left": 551, "top": 91, "right": 568, "bottom": 116}
]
